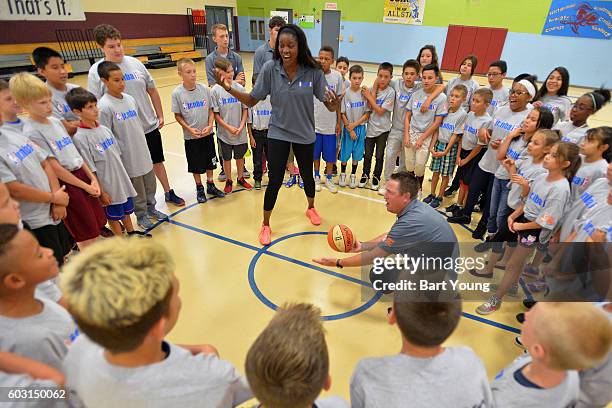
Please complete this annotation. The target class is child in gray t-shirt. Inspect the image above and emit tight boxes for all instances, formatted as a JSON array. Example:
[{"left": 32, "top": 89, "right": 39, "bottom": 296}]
[
  {"left": 0, "top": 226, "right": 79, "bottom": 371},
  {"left": 351, "top": 300, "right": 492, "bottom": 408},
  {"left": 570, "top": 127, "right": 610, "bottom": 204},
  {"left": 445, "top": 55, "right": 480, "bottom": 110}
]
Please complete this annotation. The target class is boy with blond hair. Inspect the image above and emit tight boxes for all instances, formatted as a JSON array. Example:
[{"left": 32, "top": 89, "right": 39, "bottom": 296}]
[
  {"left": 61, "top": 237, "right": 252, "bottom": 407},
  {"left": 0, "top": 224, "right": 78, "bottom": 371},
  {"left": 350, "top": 296, "right": 492, "bottom": 407},
  {"left": 246, "top": 303, "right": 348, "bottom": 407},
  {"left": 172, "top": 58, "right": 225, "bottom": 203},
  {"left": 492, "top": 302, "right": 612, "bottom": 407}
]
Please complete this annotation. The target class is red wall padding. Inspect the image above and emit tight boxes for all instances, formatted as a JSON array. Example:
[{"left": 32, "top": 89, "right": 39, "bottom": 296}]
[{"left": 441, "top": 25, "right": 508, "bottom": 75}]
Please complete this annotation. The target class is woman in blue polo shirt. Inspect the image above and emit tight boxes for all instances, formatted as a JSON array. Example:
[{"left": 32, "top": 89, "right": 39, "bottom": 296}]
[{"left": 215, "top": 24, "right": 340, "bottom": 245}]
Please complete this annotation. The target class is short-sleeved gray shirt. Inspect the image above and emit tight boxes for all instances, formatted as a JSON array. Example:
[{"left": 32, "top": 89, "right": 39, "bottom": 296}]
[
  {"left": 554, "top": 121, "right": 589, "bottom": 145},
  {"left": 314, "top": 69, "right": 344, "bottom": 135},
  {"left": 249, "top": 96, "right": 272, "bottom": 131},
  {"left": 570, "top": 158, "right": 608, "bottom": 204},
  {"left": 437, "top": 107, "right": 467, "bottom": 144},
  {"left": 461, "top": 112, "right": 491, "bottom": 150},
  {"left": 1, "top": 120, "right": 25, "bottom": 133},
  {"left": 88, "top": 56, "right": 159, "bottom": 133},
  {"left": 0, "top": 372, "right": 61, "bottom": 408},
  {"left": 351, "top": 347, "right": 492, "bottom": 408},
  {"left": 407, "top": 89, "right": 448, "bottom": 142},
  {"left": 366, "top": 85, "right": 395, "bottom": 137},
  {"left": 523, "top": 176, "right": 571, "bottom": 231},
  {"left": 0, "top": 127, "right": 55, "bottom": 229},
  {"left": 341, "top": 87, "right": 369, "bottom": 124},
  {"left": 577, "top": 341, "right": 612, "bottom": 407},
  {"left": 389, "top": 79, "right": 421, "bottom": 138},
  {"left": 507, "top": 156, "right": 546, "bottom": 210},
  {"left": 64, "top": 335, "right": 253, "bottom": 408},
  {"left": 98, "top": 93, "right": 153, "bottom": 178},
  {"left": 211, "top": 83, "right": 248, "bottom": 145},
  {"left": 48, "top": 82, "right": 79, "bottom": 122},
  {"left": 494, "top": 135, "right": 530, "bottom": 180},
  {"left": 171, "top": 83, "right": 213, "bottom": 140},
  {"left": 492, "top": 354, "right": 579, "bottom": 408},
  {"left": 487, "top": 86, "right": 510, "bottom": 116},
  {"left": 205, "top": 48, "right": 245, "bottom": 86},
  {"left": 560, "top": 177, "right": 609, "bottom": 242},
  {"left": 445, "top": 77, "right": 479, "bottom": 110},
  {"left": 73, "top": 125, "right": 137, "bottom": 205},
  {"left": 250, "top": 59, "right": 327, "bottom": 144},
  {"left": 478, "top": 106, "right": 530, "bottom": 174},
  {"left": 0, "top": 298, "right": 79, "bottom": 371},
  {"left": 23, "top": 117, "right": 84, "bottom": 171},
  {"left": 252, "top": 42, "right": 274, "bottom": 83},
  {"left": 538, "top": 94, "right": 572, "bottom": 124}
]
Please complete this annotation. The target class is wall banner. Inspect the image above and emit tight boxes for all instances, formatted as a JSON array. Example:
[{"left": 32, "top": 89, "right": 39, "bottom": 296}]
[
  {"left": 383, "top": 0, "right": 426, "bottom": 25},
  {"left": 542, "top": 0, "right": 612, "bottom": 40},
  {"left": 1, "top": 0, "right": 85, "bottom": 20}
]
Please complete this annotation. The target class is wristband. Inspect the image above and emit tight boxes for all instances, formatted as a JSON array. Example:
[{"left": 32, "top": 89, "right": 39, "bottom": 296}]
[{"left": 336, "top": 259, "right": 343, "bottom": 269}]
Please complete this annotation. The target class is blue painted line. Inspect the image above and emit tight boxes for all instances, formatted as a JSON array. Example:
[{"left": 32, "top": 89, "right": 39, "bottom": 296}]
[
  {"left": 436, "top": 209, "right": 484, "bottom": 241},
  {"left": 461, "top": 312, "right": 521, "bottom": 334}
]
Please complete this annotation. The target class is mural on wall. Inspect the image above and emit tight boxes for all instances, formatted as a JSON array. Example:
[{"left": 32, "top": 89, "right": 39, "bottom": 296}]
[
  {"left": 383, "top": 0, "right": 426, "bottom": 25},
  {"left": 542, "top": 0, "right": 612, "bottom": 39},
  {"left": 299, "top": 14, "right": 315, "bottom": 28}
]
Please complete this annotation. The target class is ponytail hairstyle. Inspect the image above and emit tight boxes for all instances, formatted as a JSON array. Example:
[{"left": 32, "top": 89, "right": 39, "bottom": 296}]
[
  {"left": 534, "top": 106, "right": 554, "bottom": 130},
  {"left": 555, "top": 141, "right": 581, "bottom": 182},
  {"left": 586, "top": 88, "right": 611, "bottom": 113},
  {"left": 584, "top": 126, "right": 612, "bottom": 162}
]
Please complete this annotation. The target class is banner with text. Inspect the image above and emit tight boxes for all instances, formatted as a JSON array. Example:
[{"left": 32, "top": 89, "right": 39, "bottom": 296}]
[
  {"left": 383, "top": 0, "right": 426, "bottom": 25},
  {"left": 1, "top": 0, "right": 85, "bottom": 20},
  {"left": 542, "top": 0, "right": 612, "bottom": 40}
]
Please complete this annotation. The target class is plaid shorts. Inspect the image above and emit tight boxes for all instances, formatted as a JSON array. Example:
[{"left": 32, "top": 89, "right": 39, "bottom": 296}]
[{"left": 430, "top": 141, "right": 459, "bottom": 176}]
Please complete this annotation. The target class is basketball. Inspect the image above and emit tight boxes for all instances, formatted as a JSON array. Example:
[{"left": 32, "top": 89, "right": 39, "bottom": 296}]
[{"left": 327, "top": 224, "right": 355, "bottom": 253}]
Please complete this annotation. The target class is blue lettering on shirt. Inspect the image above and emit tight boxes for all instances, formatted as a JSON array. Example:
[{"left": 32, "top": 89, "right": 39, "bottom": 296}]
[
  {"left": 491, "top": 100, "right": 499, "bottom": 107},
  {"left": 572, "top": 175, "right": 589, "bottom": 187},
  {"left": 506, "top": 146, "right": 521, "bottom": 160},
  {"left": 398, "top": 93, "right": 412, "bottom": 102},
  {"left": 182, "top": 100, "right": 207, "bottom": 110},
  {"left": 583, "top": 219, "right": 596, "bottom": 237},
  {"left": 254, "top": 109, "right": 272, "bottom": 117},
  {"left": 123, "top": 72, "right": 141, "bottom": 81},
  {"left": 298, "top": 81, "right": 313, "bottom": 88},
  {"left": 7, "top": 142, "right": 35, "bottom": 165},
  {"left": 114, "top": 109, "right": 138, "bottom": 121},
  {"left": 220, "top": 97, "right": 239, "bottom": 105},
  {"left": 494, "top": 119, "right": 517, "bottom": 132},
  {"left": 347, "top": 101, "right": 365, "bottom": 109},
  {"left": 95, "top": 137, "right": 115, "bottom": 154},
  {"left": 53, "top": 136, "right": 74, "bottom": 151},
  {"left": 528, "top": 191, "right": 545, "bottom": 207},
  {"left": 414, "top": 101, "right": 435, "bottom": 110},
  {"left": 440, "top": 122, "right": 455, "bottom": 132},
  {"left": 464, "top": 125, "right": 478, "bottom": 135},
  {"left": 579, "top": 191, "right": 597, "bottom": 209}
]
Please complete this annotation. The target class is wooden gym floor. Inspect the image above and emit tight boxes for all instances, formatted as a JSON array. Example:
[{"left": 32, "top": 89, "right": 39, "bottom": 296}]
[{"left": 67, "top": 53, "right": 612, "bottom": 404}]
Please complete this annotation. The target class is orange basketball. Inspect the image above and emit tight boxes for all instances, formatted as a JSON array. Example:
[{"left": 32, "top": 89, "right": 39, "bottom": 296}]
[{"left": 327, "top": 224, "right": 355, "bottom": 253}]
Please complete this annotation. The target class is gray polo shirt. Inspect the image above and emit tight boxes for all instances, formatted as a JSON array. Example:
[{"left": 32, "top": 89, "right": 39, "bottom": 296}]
[
  {"left": 378, "top": 198, "right": 458, "bottom": 255},
  {"left": 523, "top": 176, "right": 571, "bottom": 231},
  {"left": 253, "top": 41, "right": 274, "bottom": 82},
  {"left": 445, "top": 77, "right": 479, "bottom": 110},
  {"left": 560, "top": 178, "right": 610, "bottom": 242},
  {"left": 48, "top": 82, "right": 79, "bottom": 121},
  {"left": 98, "top": 92, "right": 153, "bottom": 178},
  {"left": 314, "top": 69, "right": 344, "bottom": 135},
  {"left": 211, "top": 83, "right": 248, "bottom": 145},
  {"left": 554, "top": 121, "right": 589, "bottom": 145},
  {"left": 23, "top": 117, "right": 84, "bottom": 172},
  {"left": 171, "top": 83, "right": 213, "bottom": 141},
  {"left": 389, "top": 80, "right": 421, "bottom": 138},
  {"left": 250, "top": 59, "right": 327, "bottom": 144},
  {"left": 487, "top": 86, "right": 510, "bottom": 116},
  {"left": 205, "top": 47, "right": 245, "bottom": 86},
  {"left": 73, "top": 125, "right": 137, "bottom": 205},
  {"left": 507, "top": 156, "right": 546, "bottom": 210},
  {"left": 0, "top": 127, "right": 56, "bottom": 229},
  {"left": 249, "top": 96, "right": 272, "bottom": 131},
  {"left": 366, "top": 85, "right": 395, "bottom": 137},
  {"left": 437, "top": 107, "right": 467, "bottom": 144},
  {"left": 478, "top": 106, "right": 530, "bottom": 174},
  {"left": 88, "top": 56, "right": 159, "bottom": 134},
  {"left": 341, "top": 87, "right": 369, "bottom": 124},
  {"left": 461, "top": 112, "right": 491, "bottom": 151}
]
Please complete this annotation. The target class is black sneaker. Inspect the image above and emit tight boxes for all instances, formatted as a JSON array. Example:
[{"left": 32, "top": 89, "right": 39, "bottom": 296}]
[
  {"left": 196, "top": 185, "right": 207, "bottom": 203},
  {"left": 430, "top": 197, "right": 442, "bottom": 208},
  {"left": 165, "top": 189, "right": 185, "bottom": 206},
  {"left": 206, "top": 182, "right": 226, "bottom": 198},
  {"left": 474, "top": 240, "right": 492, "bottom": 253},
  {"left": 445, "top": 203, "right": 460, "bottom": 215},
  {"left": 127, "top": 230, "right": 152, "bottom": 238},
  {"left": 423, "top": 194, "right": 435, "bottom": 204},
  {"left": 447, "top": 214, "right": 471, "bottom": 224},
  {"left": 523, "top": 300, "right": 537, "bottom": 310},
  {"left": 100, "top": 226, "right": 114, "bottom": 238},
  {"left": 516, "top": 313, "right": 525, "bottom": 324},
  {"left": 514, "top": 336, "right": 526, "bottom": 350},
  {"left": 443, "top": 187, "right": 457, "bottom": 197},
  {"left": 472, "top": 220, "right": 487, "bottom": 240}
]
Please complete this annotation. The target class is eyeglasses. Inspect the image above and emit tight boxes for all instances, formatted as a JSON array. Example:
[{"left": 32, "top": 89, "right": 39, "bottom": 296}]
[
  {"left": 509, "top": 89, "right": 529, "bottom": 96},
  {"left": 572, "top": 103, "right": 593, "bottom": 112},
  {"left": 487, "top": 72, "right": 502, "bottom": 77}
]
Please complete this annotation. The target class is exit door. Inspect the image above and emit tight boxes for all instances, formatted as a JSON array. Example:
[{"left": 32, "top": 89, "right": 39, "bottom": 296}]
[{"left": 321, "top": 10, "right": 341, "bottom": 58}]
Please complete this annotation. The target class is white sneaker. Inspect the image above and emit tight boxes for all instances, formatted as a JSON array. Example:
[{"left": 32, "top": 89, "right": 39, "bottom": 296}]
[
  {"left": 349, "top": 174, "right": 357, "bottom": 189},
  {"left": 325, "top": 177, "right": 338, "bottom": 193},
  {"left": 378, "top": 186, "right": 386, "bottom": 196},
  {"left": 338, "top": 173, "right": 347, "bottom": 187},
  {"left": 370, "top": 177, "right": 380, "bottom": 191},
  {"left": 393, "top": 165, "right": 400, "bottom": 173},
  {"left": 315, "top": 176, "right": 322, "bottom": 192},
  {"left": 417, "top": 189, "right": 423, "bottom": 200}
]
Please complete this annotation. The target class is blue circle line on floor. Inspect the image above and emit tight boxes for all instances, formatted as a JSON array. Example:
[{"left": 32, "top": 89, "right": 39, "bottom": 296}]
[{"left": 151, "top": 191, "right": 521, "bottom": 332}]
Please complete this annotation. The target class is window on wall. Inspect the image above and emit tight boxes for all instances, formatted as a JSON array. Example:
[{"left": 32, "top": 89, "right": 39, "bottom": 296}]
[
  {"left": 258, "top": 21, "right": 265, "bottom": 40},
  {"left": 250, "top": 20, "right": 258, "bottom": 40},
  {"left": 249, "top": 19, "right": 266, "bottom": 41}
]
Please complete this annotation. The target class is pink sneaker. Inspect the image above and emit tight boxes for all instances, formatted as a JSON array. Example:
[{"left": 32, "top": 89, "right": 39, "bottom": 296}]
[
  {"left": 306, "top": 208, "right": 321, "bottom": 225},
  {"left": 259, "top": 225, "right": 271, "bottom": 245}
]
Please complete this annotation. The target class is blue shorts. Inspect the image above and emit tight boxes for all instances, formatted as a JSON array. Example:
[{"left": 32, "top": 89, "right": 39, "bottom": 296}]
[
  {"left": 339, "top": 125, "right": 366, "bottom": 162},
  {"left": 314, "top": 133, "right": 337, "bottom": 163},
  {"left": 105, "top": 197, "right": 135, "bottom": 221}
]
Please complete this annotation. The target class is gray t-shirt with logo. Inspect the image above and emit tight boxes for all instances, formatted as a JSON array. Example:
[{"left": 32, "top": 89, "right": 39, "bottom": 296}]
[
  {"left": 437, "top": 108, "right": 467, "bottom": 144},
  {"left": 494, "top": 135, "right": 530, "bottom": 180},
  {"left": 366, "top": 85, "right": 395, "bottom": 137},
  {"left": 538, "top": 94, "right": 572, "bottom": 124},
  {"left": 341, "top": 87, "right": 369, "bottom": 125},
  {"left": 24, "top": 117, "right": 84, "bottom": 171},
  {"left": 570, "top": 158, "right": 608, "bottom": 204},
  {"left": 64, "top": 335, "right": 253, "bottom": 408},
  {"left": 351, "top": 347, "right": 492, "bottom": 408},
  {"left": 461, "top": 112, "right": 492, "bottom": 151},
  {"left": 407, "top": 89, "right": 448, "bottom": 144},
  {"left": 73, "top": 125, "right": 137, "bottom": 205},
  {"left": 507, "top": 156, "right": 546, "bottom": 210},
  {"left": 249, "top": 96, "right": 272, "bottom": 131},
  {"left": 446, "top": 77, "right": 479, "bottom": 110},
  {"left": 314, "top": 69, "right": 343, "bottom": 135},
  {"left": 554, "top": 121, "right": 589, "bottom": 145},
  {"left": 487, "top": 86, "right": 510, "bottom": 116},
  {"left": 211, "top": 83, "right": 248, "bottom": 146},
  {"left": 479, "top": 106, "right": 530, "bottom": 174},
  {"left": 98, "top": 92, "right": 153, "bottom": 178},
  {"left": 389, "top": 80, "right": 421, "bottom": 138},
  {"left": 171, "top": 83, "right": 213, "bottom": 140},
  {"left": 0, "top": 127, "right": 55, "bottom": 229},
  {"left": 560, "top": 177, "right": 609, "bottom": 242},
  {"left": 0, "top": 298, "right": 79, "bottom": 371},
  {"left": 492, "top": 354, "right": 579, "bottom": 408},
  {"left": 523, "top": 176, "right": 570, "bottom": 232},
  {"left": 88, "top": 56, "right": 159, "bottom": 133},
  {"left": 48, "top": 82, "right": 79, "bottom": 121}
]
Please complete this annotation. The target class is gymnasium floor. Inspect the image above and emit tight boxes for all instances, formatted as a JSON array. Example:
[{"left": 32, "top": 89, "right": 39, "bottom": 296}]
[{"left": 69, "top": 54, "right": 612, "bottom": 403}]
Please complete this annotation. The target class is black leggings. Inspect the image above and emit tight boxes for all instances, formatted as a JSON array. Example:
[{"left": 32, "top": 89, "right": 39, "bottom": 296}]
[
  {"left": 264, "top": 138, "right": 315, "bottom": 211},
  {"left": 464, "top": 166, "right": 494, "bottom": 218}
]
